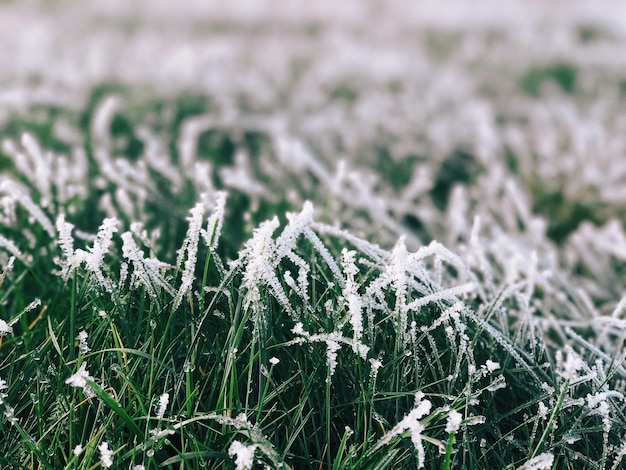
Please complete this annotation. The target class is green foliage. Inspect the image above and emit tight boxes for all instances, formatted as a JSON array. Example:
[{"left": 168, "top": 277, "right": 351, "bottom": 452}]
[{"left": 520, "top": 64, "right": 578, "bottom": 96}]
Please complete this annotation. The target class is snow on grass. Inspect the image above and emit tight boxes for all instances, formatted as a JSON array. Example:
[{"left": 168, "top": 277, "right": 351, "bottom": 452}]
[{"left": 1, "top": 1, "right": 626, "bottom": 469}]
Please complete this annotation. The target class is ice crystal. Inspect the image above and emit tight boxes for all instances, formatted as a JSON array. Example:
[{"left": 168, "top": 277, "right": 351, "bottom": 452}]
[
  {"left": 55, "top": 214, "right": 75, "bottom": 280},
  {"left": 228, "top": 440, "right": 258, "bottom": 470},
  {"left": 98, "top": 442, "right": 114, "bottom": 468},
  {"left": 174, "top": 202, "right": 205, "bottom": 309},
  {"left": 121, "top": 232, "right": 176, "bottom": 299},
  {"left": 156, "top": 393, "right": 169, "bottom": 419},
  {"left": 65, "top": 363, "right": 93, "bottom": 390},
  {"left": 292, "top": 322, "right": 369, "bottom": 377},
  {"left": 373, "top": 392, "right": 432, "bottom": 468},
  {"left": 203, "top": 191, "right": 227, "bottom": 250},
  {"left": 484, "top": 360, "right": 500, "bottom": 373},
  {"left": 517, "top": 452, "right": 554, "bottom": 470},
  {"left": 77, "top": 330, "right": 90, "bottom": 354},
  {"left": 0, "top": 320, "right": 12, "bottom": 336},
  {"left": 0, "top": 235, "right": 29, "bottom": 265},
  {"left": 445, "top": 409, "right": 463, "bottom": 434},
  {"left": 0, "top": 180, "right": 54, "bottom": 237},
  {"left": 72, "top": 217, "right": 118, "bottom": 291},
  {"left": 557, "top": 347, "right": 584, "bottom": 381}
]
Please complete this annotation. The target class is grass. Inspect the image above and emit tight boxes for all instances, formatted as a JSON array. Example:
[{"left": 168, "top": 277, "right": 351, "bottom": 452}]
[
  {"left": 0, "top": 94, "right": 625, "bottom": 470},
  {"left": 1, "top": 6, "right": 626, "bottom": 467}
]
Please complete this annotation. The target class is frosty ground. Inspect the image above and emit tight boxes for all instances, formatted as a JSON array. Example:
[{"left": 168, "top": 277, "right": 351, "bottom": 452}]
[{"left": 2, "top": 1, "right": 626, "bottom": 469}]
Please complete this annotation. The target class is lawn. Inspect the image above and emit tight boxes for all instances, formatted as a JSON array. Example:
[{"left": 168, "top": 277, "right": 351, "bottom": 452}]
[{"left": 1, "top": 1, "right": 626, "bottom": 469}]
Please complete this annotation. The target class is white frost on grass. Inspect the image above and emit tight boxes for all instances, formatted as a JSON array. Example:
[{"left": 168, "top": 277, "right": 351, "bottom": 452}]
[
  {"left": 0, "top": 180, "right": 55, "bottom": 237},
  {"left": 77, "top": 329, "right": 90, "bottom": 354},
  {"left": 65, "top": 363, "right": 93, "bottom": 390},
  {"left": 0, "top": 320, "right": 12, "bottom": 336},
  {"left": 55, "top": 214, "right": 75, "bottom": 280},
  {"left": 373, "top": 392, "right": 433, "bottom": 468},
  {"left": 174, "top": 202, "right": 205, "bottom": 309},
  {"left": 75, "top": 217, "right": 118, "bottom": 291},
  {"left": 121, "top": 231, "right": 176, "bottom": 299},
  {"left": 0, "top": 234, "right": 30, "bottom": 265},
  {"left": 557, "top": 346, "right": 585, "bottom": 381},
  {"left": 341, "top": 248, "right": 365, "bottom": 353},
  {"left": 228, "top": 440, "right": 258, "bottom": 470},
  {"left": 156, "top": 392, "right": 169, "bottom": 419},
  {"left": 292, "top": 322, "right": 369, "bottom": 378},
  {"left": 203, "top": 191, "right": 227, "bottom": 251},
  {"left": 98, "top": 441, "right": 114, "bottom": 468},
  {"left": 517, "top": 452, "right": 554, "bottom": 470},
  {"left": 445, "top": 409, "right": 463, "bottom": 434}
]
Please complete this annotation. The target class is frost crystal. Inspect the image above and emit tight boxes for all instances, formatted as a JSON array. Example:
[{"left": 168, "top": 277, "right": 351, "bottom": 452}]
[
  {"left": 98, "top": 442, "right": 114, "bottom": 468},
  {"left": 390, "top": 238, "right": 409, "bottom": 345},
  {"left": 55, "top": 214, "right": 75, "bottom": 280},
  {"left": 292, "top": 323, "right": 369, "bottom": 378},
  {"left": 484, "top": 360, "right": 500, "bottom": 373},
  {"left": 0, "top": 320, "right": 12, "bottom": 336},
  {"left": 374, "top": 392, "right": 432, "bottom": 468},
  {"left": 342, "top": 248, "right": 365, "bottom": 353},
  {"left": 557, "top": 347, "right": 584, "bottom": 380},
  {"left": 77, "top": 330, "right": 90, "bottom": 354},
  {"left": 517, "top": 452, "right": 554, "bottom": 470},
  {"left": 121, "top": 232, "right": 176, "bottom": 299},
  {"left": 0, "top": 235, "right": 29, "bottom": 265},
  {"left": 241, "top": 215, "right": 294, "bottom": 316},
  {"left": 156, "top": 393, "right": 169, "bottom": 419},
  {"left": 228, "top": 440, "right": 258, "bottom": 470},
  {"left": 445, "top": 410, "right": 463, "bottom": 434},
  {"left": 174, "top": 203, "right": 205, "bottom": 309},
  {"left": 65, "top": 363, "right": 93, "bottom": 389},
  {"left": 87, "top": 218, "right": 118, "bottom": 272},
  {"left": 203, "top": 191, "right": 227, "bottom": 250},
  {"left": 0, "top": 180, "right": 55, "bottom": 237}
]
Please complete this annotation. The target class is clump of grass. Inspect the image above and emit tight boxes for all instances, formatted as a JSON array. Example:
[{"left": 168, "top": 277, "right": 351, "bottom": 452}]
[{"left": 1, "top": 85, "right": 626, "bottom": 470}]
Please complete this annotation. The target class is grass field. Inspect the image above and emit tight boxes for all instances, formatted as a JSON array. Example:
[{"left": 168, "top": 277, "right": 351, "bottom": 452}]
[{"left": 2, "top": 1, "right": 626, "bottom": 469}]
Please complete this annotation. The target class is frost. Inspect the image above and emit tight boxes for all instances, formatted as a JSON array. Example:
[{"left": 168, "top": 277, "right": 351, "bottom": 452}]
[
  {"left": 174, "top": 203, "right": 205, "bottom": 309},
  {"left": 557, "top": 347, "right": 584, "bottom": 381},
  {"left": 228, "top": 441, "right": 258, "bottom": 470},
  {"left": 517, "top": 452, "right": 554, "bottom": 470},
  {"left": 484, "top": 360, "right": 500, "bottom": 373},
  {"left": 203, "top": 191, "right": 227, "bottom": 250},
  {"left": 121, "top": 232, "right": 176, "bottom": 299},
  {"left": 0, "top": 180, "right": 55, "bottom": 237},
  {"left": 373, "top": 392, "right": 432, "bottom": 468},
  {"left": 77, "top": 330, "right": 90, "bottom": 354},
  {"left": 72, "top": 217, "right": 118, "bottom": 291},
  {"left": 0, "top": 320, "right": 12, "bottom": 336},
  {"left": 445, "top": 409, "right": 463, "bottom": 434},
  {"left": 98, "top": 442, "right": 114, "bottom": 468},
  {"left": 156, "top": 393, "right": 169, "bottom": 419},
  {"left": 0, "top": 235, "right": 29, "bottom": 265},
  {"left": 486, "top": 375, "right": 507, "bottom": 392},
  {"left": 292, "top": 322, "right": 369, "bottom": 377},
  {"left": 65, "top": 363, "right": 93, "bottom": 390}
]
